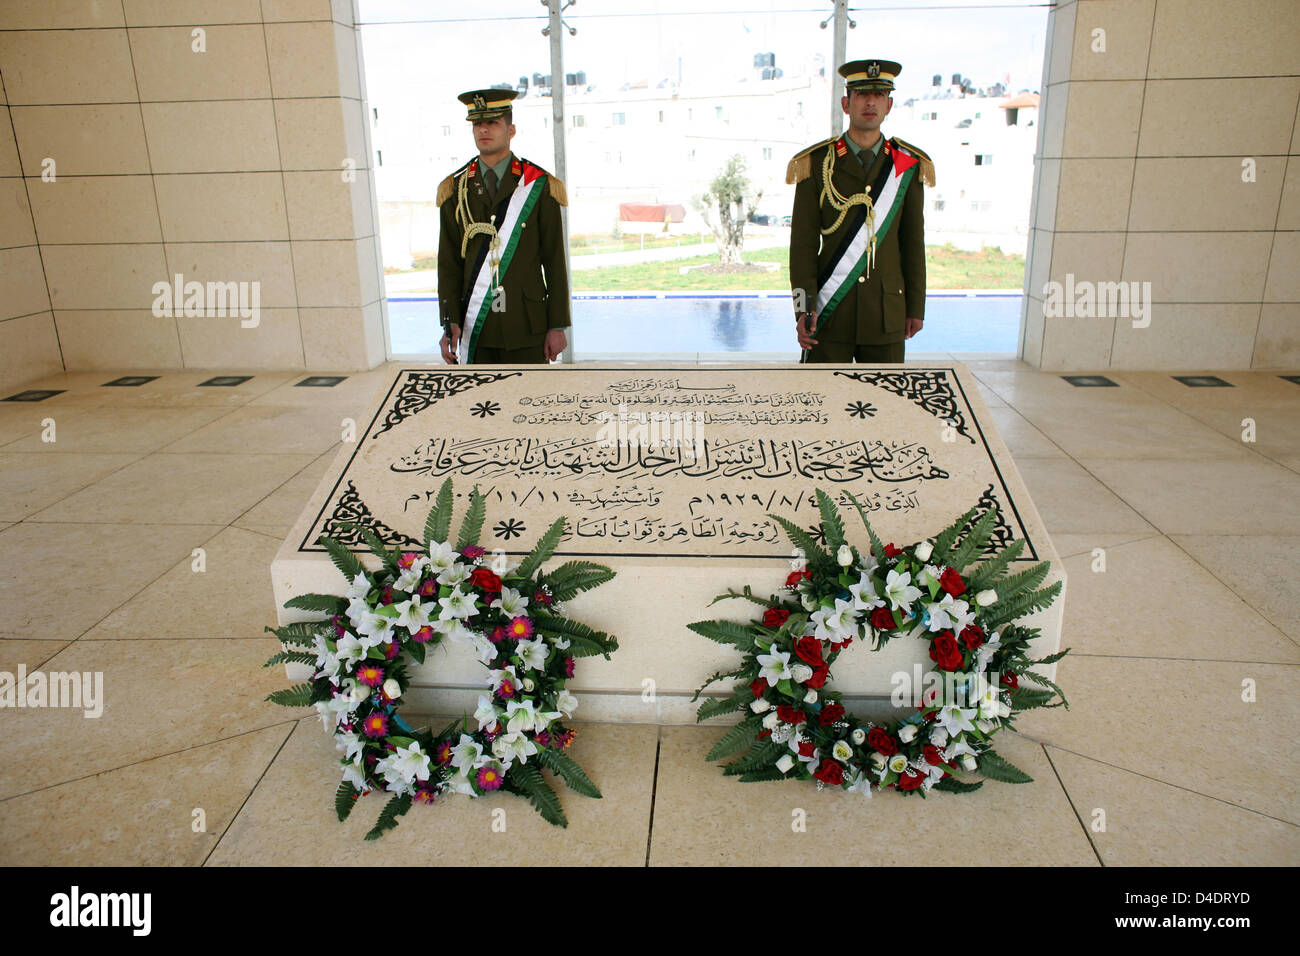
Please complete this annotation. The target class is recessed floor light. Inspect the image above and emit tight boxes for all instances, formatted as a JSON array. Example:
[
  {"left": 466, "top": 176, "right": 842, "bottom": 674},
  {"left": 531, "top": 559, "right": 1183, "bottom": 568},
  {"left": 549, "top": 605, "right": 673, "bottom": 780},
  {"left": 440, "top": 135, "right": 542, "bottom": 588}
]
[
  {"left": 198, "top": 375, "right": 253, "bottom": 387},
  {"left": 103, "top": 375, "right": 159, "bottom": 387},
  {"left": 296, "top": 376, "right": 346, "bottom": 387},
  {"left": 2, "top": 389, "right": 65, "bottom": 402},
  {"left": 1280, "top": 375, "right": 1300, "bottom": 386},
  {"left": 1061, "top": 375, "right": 1118, "bottom": 387},
  {"left": 1172, "top": 375, "right": 1232, "bottom": 387}
]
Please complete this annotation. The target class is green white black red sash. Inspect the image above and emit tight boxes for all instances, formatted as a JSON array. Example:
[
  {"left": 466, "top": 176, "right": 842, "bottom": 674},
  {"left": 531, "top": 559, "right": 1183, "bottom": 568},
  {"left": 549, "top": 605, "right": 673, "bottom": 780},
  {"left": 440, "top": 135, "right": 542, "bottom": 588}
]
[
  {"left": 812, "top": 138, "right": 919, "bottom": 334},
  {"left": 458, "top": 159, "right": 547, "bottom": 364}
]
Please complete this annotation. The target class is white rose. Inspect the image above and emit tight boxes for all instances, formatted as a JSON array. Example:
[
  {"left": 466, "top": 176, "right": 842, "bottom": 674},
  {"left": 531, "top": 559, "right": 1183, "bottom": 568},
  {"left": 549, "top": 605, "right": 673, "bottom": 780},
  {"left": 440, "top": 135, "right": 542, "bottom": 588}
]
[
  {"left": 492, "top": 736, "right": 512, "bottom": 760},
  {"left": 349, "top": 684, "right": 368, "bottom": 704},
  {"left": 914, "top": 540, "right": 934, "bottom": 562},
  {"left": 976, "top": 589, "right": 998, "bottom": 607},
  {"left": 381, "top": 678, "right": 400, "bottom": 700},
  {"left": 522, "top": 677, "right": 535, "bottom": 692},
  {"left": 837, "top": 544, "right": 853, "bottom": 566},
  {"left": 775, "top": 754, "right": 795, "bottom": 774},
  {"left": 898, "top": 724, "right": 918, "bottom": 743},
  {"left": 961, "top": 754, "right": 978, "bottom": 771},
  {"left": 929, "top": 727, "right": 949, "bottom": 746},
  {"left": 851, "top": 728, "right": 866, "bottom": 745},
  {"left": 887, "top": 754, "right": 909, "bottom": 775},
  {"left": 803, "top": 689, "right": 818, "bottom": 704},
  {"left": 870, "top": 752, "right": 886, "bottom": 769},
  {"left": 790, "top": 663, "right": 813, "bottom": 683},
  {"left": 975, "top": 718, "right": 997, "bottom": 734},
  {"left": 556, "top": 690, "right": 578, "bottom": 715},
  {"left": 801, "top": 593, "right": 817, "bottom": 611},
  {"left": 751, "top": 697, "right": 772, "bottom": 713},
  {"left": 832, "top": 740, "right": 853, "bottom": 762},
  {"left": 762, "top": 710, "right": 781, "bottom": 729}
]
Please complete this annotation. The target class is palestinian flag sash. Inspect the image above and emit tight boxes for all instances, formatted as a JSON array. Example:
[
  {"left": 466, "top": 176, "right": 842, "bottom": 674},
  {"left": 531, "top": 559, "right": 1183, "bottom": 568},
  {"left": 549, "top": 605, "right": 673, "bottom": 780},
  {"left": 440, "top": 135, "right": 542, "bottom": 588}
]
[
  {"left": 458, "top": 160, "right": 547, "bottom": 364},
  {"left": 812, "top": 138, "right": 920, "bottom": 334}
]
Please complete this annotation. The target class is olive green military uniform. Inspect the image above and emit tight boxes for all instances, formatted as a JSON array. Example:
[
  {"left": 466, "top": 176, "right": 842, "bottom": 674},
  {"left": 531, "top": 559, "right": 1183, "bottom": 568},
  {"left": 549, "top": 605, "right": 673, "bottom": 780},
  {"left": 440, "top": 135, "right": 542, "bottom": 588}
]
[
  {"left": 436, "top": 90, "right": 570, "bottom": 365},
  {"left": 788, "top": 58, "right": 933, "bottom": 364}
]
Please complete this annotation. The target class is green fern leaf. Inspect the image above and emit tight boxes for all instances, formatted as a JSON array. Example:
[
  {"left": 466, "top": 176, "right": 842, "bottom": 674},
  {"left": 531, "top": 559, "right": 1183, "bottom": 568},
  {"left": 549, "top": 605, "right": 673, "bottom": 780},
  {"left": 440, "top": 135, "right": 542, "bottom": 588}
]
[
  {"left": 536, "top": 750, "right": 601, "bottom": 798},
  {"left": 687, "top": 619, "right": 758, "bottom": 652},
  {"left": 815, "top": 488, "right": 847, "bottom": 553},
  {"left": 316, "top": 534, "right": 365, "bottom": 582},
  {"left": 707, "top": 585, "right": 785, "bottom": 609},
  {"left": 722, "top": 739, "right": 782, "bottom": 774},
  {"left": 509, "top": 762, "right": 567, "bottom": 827},
  {"left": 364, "top": 792, "right": 412, "bottom": 840},
  {"left": 335, "top": 780, "right": 359, "bottom": 822},
  {"left": 944, "top": 505, "right": 999, "bottom": 573},
  {"left": 265, "top": 683, "right": 316, "bottom": 707},
  {"left": 696, "top": 694, "right": 744, "bottom": 722},
  {"left": 843, "top": 491, "right": 886, "bottom": 559},
  {"left": 262, "top": 650, "right": 317, "bottom": 668},
  {"left": 424, "top": 478, "right": 455, "bottom": 547},
  {"left": 455, "top": 484, "right": 486, "bottom": 551},
  {"left": 707, "top": 718, "right": 763, "bottom": 761},
  {"left": 964, "top": 538, "right": 1026, "bottom": 591},
  {"left": 539, "top": 561, "right": 616, "bottom": 602},
  {"left": 738, "top": 767, "right": 787, "bottom": 782},
  {"left": 263, "top": 621, "right": 328, "bottom": 648},
  {"left": 931, "top": 503, "right": 983, "bottom": 559},
  {"left": 767, "top": 513, "right": 829, "bottom": 564},
  {"left": 283, "top": 593, "right": 347, "bottom": 614},
  {"left": 515, "top": 516, "right": 566, "bottom": 581},
  {"left": 933, "top": 777, "right": 984, "bottom": 794},
  {"left": 1028, "top": 647, "right": 1070, "bottom": 666},
  {"left": 975, "top": 750, "right": 1033, "bottom": 784}
]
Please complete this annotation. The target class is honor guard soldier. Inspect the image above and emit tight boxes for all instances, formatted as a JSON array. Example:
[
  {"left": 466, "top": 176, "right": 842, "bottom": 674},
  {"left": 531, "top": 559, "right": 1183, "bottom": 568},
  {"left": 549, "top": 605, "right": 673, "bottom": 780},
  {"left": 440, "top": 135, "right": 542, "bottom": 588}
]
[
  {"left": 438, "top": 88, "right": 570, "bottom": 364},
  {"left": 788, "top": 59, "right": 934, "bottom": 363}
]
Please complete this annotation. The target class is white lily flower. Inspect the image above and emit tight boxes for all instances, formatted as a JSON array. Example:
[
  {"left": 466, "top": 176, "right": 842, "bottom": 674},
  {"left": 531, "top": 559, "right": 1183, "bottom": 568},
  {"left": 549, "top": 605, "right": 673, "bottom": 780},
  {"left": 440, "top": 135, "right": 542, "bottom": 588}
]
[
  {"left": 934, "top": 703, "right": 979, "bottom": 737},
  {"left": 345, "top": 594, "right": 372, "bottom": 628},
  {"left": 444, "top": 770, "right": 478, "bottom": 796},
  {"left": 944, "top": 736, "right": 977, "bottom": 762},
  {"left": 515, "top": 638, "right": 549, "bottom": 672},
  {"left": 355, "top": 611, "right": 395, "bottom": 650},
  {"left": 376, "top": 741, "right": 431, "bottom": 787},
  {"left": 505, "top": 698, "right": 540, "bottom": 734},
  {"left": 426, "top": 540, "right": 458, "bottom": 572},
  {"left": 474, "top": 694, "right": 502, "bottom": 732},
  {"left": 491, "top": 586, "right": 529, "bottom": 618},
  {"left": 919, "top": 563, "right": 942, "bottom": 590},
  {"left": 393, "top": 558, "right": 428, "bottom": 593},
  {"left": 341, "top": 757, "right": 369, "bottom": 792},
  {"left": 314, "top": 695, "right": 353, "bottom": 731},
  {"left": 884, "top": 568, "right": 923, "bottom": 616},
  {"left": 813, "top": 597, "right": 857, "bottom": 643},
  {"left": 929, "top": 726, "right": 949, "bottom": 747},
  {"left": 847, "top": 573, "right": 885, "bottom": 612},
  {"left": 472, "top": 633, "right": 498, "bottom": 665},
  {"left": 438, "top": 587, "right": 477, "bottom": 621},
  {"left": 393, "top": 594, "right": 434, "bottom": 633},
  {"left": 334, "top": 731, "right": 366, "bottom": 763},
  {"left": 973, "top": 632, "right": 1003, "bottom": 672},
  {"left": 499, "top": 731, "right": 539, "bottom": 765},
  {"left": 556, "top": 690, "right": 579, "bottom": 716},
  {"left": 436, "top": 562, "right": 471, "bottom": 588},
  {"left": 487, "top": 665, "right": 519, "bottom": 694},
  {"left": 756, "top": 649, "right": 793, "bottom": 686},
  {"left": 333, "top": 633, "right": 364, "bottom": 671},
  {"left": 449, "top": 733, "right": 486, "bottom": 772},
  {"left": 846, "top": 769, "right": 873, "bottom": 797}
]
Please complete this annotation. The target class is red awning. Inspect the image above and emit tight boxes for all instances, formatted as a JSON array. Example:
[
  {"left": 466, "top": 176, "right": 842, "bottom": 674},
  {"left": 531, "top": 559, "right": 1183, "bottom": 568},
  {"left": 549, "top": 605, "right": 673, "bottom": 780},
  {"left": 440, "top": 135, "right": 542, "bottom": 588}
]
[{"left": 619, "top": 203, "right": 686, "bottom": 223}]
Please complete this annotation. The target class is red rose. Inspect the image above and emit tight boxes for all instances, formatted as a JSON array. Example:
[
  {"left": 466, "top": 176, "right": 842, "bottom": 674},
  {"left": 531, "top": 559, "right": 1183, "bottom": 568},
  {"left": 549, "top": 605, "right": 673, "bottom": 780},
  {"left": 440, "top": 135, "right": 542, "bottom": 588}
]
[
  {"left": 870, "top": 606, "right": 897, "bottom": 631},
  {"left": 763, "top": 607, "right": 791, "bottom": 629},
  {"left": 797, "top": 741, "right": 816, "bottom": 758},
  {"left": 758, "top": 730, "right": 771, "bottom": 739},
  {"left": 805, "top": 664, "right": 829, "bottom": 689},
  {"left": 777, "top": 705, "right": 806, "bottom": 725},
  {"left": 1001, "top": 671, "right": 1019, "bottom": 689},
  {"left": 813, "top": 758, "right": 844, "bottom": 786},
  {"left": 469, "top": 567, "right": 502, "bottom": 594},
  {"left": 818, "top": 703, "right": 845, "bottom": 726},
  {"left": 929, "top": 630, "right": 964, "bottom": 671},
  {"left": 939, "top": 567, "right": 966, "bottom": 597},
  {"left": 867, "top": 727, "right": 898, "bottom": 756},
  {"left": 959, "top": 623, "right": 986, "bottom": 649},
  {"left": 794, "top": 636, "right": 824, "bottom": 667},
  {"left": 884, "top": 543, "right": 902, "bottom": 557},
  {"left": 749, "top": 678, "right": 768, "bottom": 700},
  {"left": 785, "top": 568, "right": 811, "bottom": 588},
  {"left": 923, "top": 744, "right": 946, "bottom": 766},
  {"left": 897, "top": 769, "right": 927, "bottom": 791}
]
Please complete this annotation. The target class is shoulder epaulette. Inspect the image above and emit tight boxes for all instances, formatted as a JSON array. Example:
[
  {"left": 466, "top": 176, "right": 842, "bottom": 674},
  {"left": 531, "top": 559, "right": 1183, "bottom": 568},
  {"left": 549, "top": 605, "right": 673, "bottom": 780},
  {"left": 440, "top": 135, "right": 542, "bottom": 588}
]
[
  {"left": 518, "top": 158, "right": 569, "bottom": 207},
  {"left": 786, "top": 136, "right": 837, "bottom": 185},
  {"left": 890, "top": 136, "right": 936, "bottom": 187},
  {"left": 435, "top": 159, "right": 474, "bottom": 207}
]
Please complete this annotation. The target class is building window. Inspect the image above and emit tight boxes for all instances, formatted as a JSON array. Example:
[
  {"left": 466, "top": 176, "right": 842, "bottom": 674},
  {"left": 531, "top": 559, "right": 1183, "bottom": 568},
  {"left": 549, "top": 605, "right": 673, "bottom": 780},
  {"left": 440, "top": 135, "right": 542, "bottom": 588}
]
[
  {"left": 762, "top": 147, "right": 772, "bottom": 160},
  {"left": 441, "top": 125, "right": 450, "bottom": 136},
  {"left": 974, "top": 154, "right": 993, "bottom": 165},
  {"left": 933, "top": 199, "right": 945, "bottom": 212},
  {"left": 613, "top": 112, "right": 626, "bottom": 125},
  {"left": 573, "top": 114, "right": 586, "bottom": 128},
  {"left": 970, "top": 200, "right": 992, "bottom": 212}
]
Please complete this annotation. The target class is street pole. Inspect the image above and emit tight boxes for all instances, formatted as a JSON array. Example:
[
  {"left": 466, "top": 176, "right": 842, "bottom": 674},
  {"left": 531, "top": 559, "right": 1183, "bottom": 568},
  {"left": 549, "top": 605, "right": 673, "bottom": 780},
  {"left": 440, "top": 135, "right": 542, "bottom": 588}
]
[
  {"left": 546, "top": 0, "right": 575, "bottom": 364},
  {"left": 830, "top": 0, "right": 848, "bottom": 139}
]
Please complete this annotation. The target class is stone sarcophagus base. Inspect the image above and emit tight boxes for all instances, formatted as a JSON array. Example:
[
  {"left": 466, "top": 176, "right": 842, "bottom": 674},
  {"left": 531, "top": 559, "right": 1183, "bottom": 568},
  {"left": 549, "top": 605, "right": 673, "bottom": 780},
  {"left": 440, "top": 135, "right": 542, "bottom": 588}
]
[{"left": 272, "top": 364, "right": 1065, "bottom": 724}]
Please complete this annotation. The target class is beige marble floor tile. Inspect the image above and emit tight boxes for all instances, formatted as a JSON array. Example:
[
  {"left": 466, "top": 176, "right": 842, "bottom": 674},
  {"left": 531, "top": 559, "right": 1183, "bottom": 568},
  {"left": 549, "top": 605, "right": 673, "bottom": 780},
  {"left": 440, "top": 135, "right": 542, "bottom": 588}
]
[
  {"left": 245, "top": 369, "right": 395, "bottom": 409},
  {"left": 1113, "top": 371, "right": 1300, "bottom": 409},
  {"left": 1016, "top": 458, "right": 1158, "bottom": 535},
  {"left": 231, "top": 444, "right": 343, "bottom": 538},
  {"left": 207, "top": 717, "right": 658, "bottom": 865},
  {"left": 84, "top": 526, "right": 281, "bottom": 641},
  {"left": 970, "top": 379, "right": 1009, "bottom": 409},
  {"left": 157, "top": 403, "right": 352, "bottom": 457},
  {"left": 987, "top": 405, "right": 1067, "bottom": 458},
  {"left": 13, "top": 370, "right": 298, "bottom": 408},
  {"left": 647, "top": 727, "right": 1096, "bottom": 865},
  {"left": 0, "top": 522, "right": 223, "bottom": 640},
  {"left": 1049, "top": 532, "right": 1161, "bottom": 558},
  {"left": 970, "top": 369, "right": 1098, "bottom": 408},
  {"left": 0, "top": 638, "right": 301, "bottom": 800},
  {"left": 0, "top": 725, "right": 292, "bottom": 866},
  {"left": 1078, "top": 458, "right": 1300, "bottom": 535},
  {"left": 1013, "top": 656, "right": 1300, "bottom": 823},
  {"left": 0, "top": 406, "right": 54, "bottom": 446},
  {"left": 1171, "top": 535, "right": 1300, "bottom": 642},
  {"left": 0, "top": 639, "right": 70, "bottom": 670},
  {"left": 0, "top": 451, "right": 143, "bottom": 520},
  {"left": 27, "top": 450, "right": 317, "bottom": 524},
  {"left": 1059, "top": 536, "right": 1299, "bottom": 662},
  {"left": 1173, "top": 404, "right": 1300, "bottom": 464},
  {"left": 1016, "top": 401, "right": 1254, "bottom": 461},
  {"left": 1, "top": 405, "right": 230, "bottom": 454},
  {"left": 1046, "top": 747, "right": 1299, "bottom": 866}
]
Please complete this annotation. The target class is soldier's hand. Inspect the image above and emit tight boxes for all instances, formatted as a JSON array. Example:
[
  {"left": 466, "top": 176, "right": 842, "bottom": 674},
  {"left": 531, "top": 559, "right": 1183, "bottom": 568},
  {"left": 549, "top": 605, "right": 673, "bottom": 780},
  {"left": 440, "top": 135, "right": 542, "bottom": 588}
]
[
  {"left": 796, "top": 312, "right": 819, "bottom": 350},
  {"left": 544, "top": 328, "right": 567, "bottom": 362},
  {"left": 905, "top": 317, "right": 923, "bottom": 340},
  {"left": 441, "top": 324, "right": 461, "bottom": 364}
]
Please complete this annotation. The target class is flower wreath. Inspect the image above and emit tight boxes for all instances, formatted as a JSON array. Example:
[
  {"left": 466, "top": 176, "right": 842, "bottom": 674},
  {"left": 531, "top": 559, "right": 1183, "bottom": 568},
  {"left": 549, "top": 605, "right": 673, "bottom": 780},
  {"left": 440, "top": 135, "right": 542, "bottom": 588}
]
[
  {"left": 265, "top": 479, "right": 619, "bottom": 838},
  {"left": 691, "top": 490, "right": 1068, "bottom": 796}
]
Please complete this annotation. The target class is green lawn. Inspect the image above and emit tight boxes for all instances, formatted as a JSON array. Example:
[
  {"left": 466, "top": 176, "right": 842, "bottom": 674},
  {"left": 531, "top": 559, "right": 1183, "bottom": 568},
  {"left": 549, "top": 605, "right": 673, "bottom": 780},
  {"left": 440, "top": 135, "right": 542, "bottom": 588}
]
[{"left": 571, "top": 243, "right": 1026, "bottom": 292}]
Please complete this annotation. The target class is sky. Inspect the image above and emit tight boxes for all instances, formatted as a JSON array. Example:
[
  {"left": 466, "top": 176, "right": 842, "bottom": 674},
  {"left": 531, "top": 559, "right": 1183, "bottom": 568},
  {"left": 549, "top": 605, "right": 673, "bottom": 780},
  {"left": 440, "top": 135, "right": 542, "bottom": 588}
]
[{"left": 357, "top": 0, "right": 1052, "bottom": 108}]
